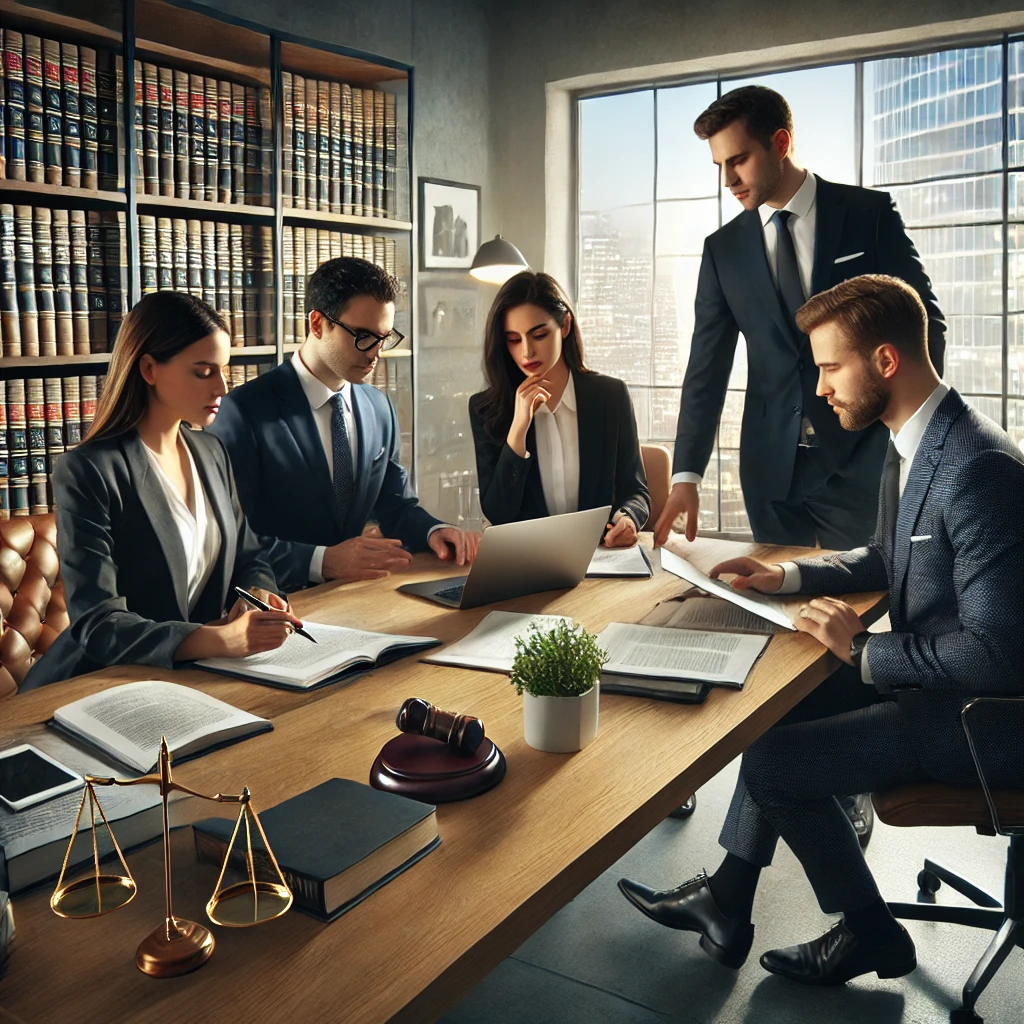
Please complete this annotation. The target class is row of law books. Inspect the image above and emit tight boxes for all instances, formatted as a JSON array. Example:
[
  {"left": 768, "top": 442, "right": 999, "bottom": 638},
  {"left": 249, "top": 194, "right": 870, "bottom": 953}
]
[
  {"left": 133, "top": 61, "right": 270, "bottom": 205},
  {"left": 281, "top": 74, "right": 399, "bottom": 219},
  {"left": 0, "top": 27, "right": 123, "bottom": 189},
  {"left": 282, "top": 226, "right": 397, "bottom": 347},
  {"left": 138, "top": 216, "right": 273, "bottom": 347},
  {"left": 1, "top": 204, "right": 126, "bottom": 358}
]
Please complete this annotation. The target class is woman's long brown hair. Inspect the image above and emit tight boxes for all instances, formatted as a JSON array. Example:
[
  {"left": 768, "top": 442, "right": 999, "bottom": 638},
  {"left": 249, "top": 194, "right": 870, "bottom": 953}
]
[
  {"left": 475, "top": 271, "right": 590, "bottom": 437},
  {"left": 85, "top": 291, "right": 228, "bottom": 443}
]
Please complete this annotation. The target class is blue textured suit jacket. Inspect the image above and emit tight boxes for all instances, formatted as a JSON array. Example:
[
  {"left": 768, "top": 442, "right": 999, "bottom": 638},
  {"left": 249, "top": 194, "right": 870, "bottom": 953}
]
[
  {"left": 794, "top": 390, "right": 1024, "bottom": 782},
  {"left": 208, "top": 360, "right": 440, "bottom": 592}
]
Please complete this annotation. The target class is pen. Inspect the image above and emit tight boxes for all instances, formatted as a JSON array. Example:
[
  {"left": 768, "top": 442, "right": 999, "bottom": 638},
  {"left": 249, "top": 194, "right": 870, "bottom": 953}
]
[{"left": 233, "top": 587, "right": 318, "bottom": 643}]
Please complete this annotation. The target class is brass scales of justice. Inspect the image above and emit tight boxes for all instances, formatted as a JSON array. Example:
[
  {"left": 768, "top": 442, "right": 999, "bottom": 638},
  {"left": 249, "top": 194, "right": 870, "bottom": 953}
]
[{"left": 48, "top": 737, "right": 293, "bottom": 977}]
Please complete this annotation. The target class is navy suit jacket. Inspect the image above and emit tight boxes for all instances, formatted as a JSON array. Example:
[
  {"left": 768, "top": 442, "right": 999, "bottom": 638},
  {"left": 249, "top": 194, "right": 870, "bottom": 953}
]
[
  {"left": 208, "top": 360, "right": 440, "bottom": 591},
  {"left": 673, "top": 177, "right": 946, "bottom": 505},
  {"left": 468, "top": 370, "right": 650, "bottom": 530},
  {"left": 22, "top": 427, "right": 277, "bottom": 689},
  {"left": 794, "top": 390, "right": 1024, "bottom": 783}
]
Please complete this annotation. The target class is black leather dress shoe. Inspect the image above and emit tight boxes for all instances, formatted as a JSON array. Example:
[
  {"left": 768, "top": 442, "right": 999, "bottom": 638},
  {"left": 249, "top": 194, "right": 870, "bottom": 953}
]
[
  {"left": 839, "top": 794, "right": 875, "bottom": 850},
  {"left": 760, "top": 921, "right": 916, "bottom": 985},
  {"left": 668, "top": 794, "right": 697, "bottom": 819},
  {"left": 618, "top": 872, "right": 754, "bottom": 968}
]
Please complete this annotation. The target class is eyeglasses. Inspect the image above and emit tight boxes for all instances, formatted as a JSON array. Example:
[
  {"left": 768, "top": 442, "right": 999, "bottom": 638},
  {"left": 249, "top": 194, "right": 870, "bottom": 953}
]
[{"left": 314, "top": 309, "right": 405, "bottom": 352}]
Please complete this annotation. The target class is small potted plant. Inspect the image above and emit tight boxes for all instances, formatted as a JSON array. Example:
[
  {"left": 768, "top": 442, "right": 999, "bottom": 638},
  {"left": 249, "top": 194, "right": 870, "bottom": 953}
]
[{"left": 510, "top": 621, "right": 607, "bottom": 752}]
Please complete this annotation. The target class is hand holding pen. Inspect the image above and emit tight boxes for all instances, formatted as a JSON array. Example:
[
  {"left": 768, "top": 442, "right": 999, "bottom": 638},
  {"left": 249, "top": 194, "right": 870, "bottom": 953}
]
[{"left": 232, "top": 587, "right": 318, "bottom": 644}]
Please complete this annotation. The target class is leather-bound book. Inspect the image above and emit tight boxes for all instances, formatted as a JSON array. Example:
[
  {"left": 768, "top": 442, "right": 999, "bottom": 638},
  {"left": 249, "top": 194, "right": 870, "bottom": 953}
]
[
  {"left": 4, "top": 31, "right": 26, "bottom": 181},
  {"left": 203, "top": 77, "right": 218, "bottom": 200},
  {"left": 33, "top": 207, "right": 56, "bottom": 356},
  {"left": 173, "top": 69, "right": 189, "bottom": 198},
  {"left": 171, "top": 217, "right": 187, "bottom": 292},
  {"left": 361, "top": 88, "right": 373, "bottom": 217},
  {"left": 384, "top": 92, "right": 397, "bottom": 218},
  {"left": 292, "top": 224, "right": 305, "bottom": 333},
  {"left": 186, "top": 218, "right": 202, "bottom": 296},
  {"left": 258, "top": 86, "right": 272, "bottom": 203},
  {"left": 281, "top": 224, "right": 294, "bottom": 347},
  {"left": 217, "top": 79, "right": 231, "bottom": 203},
  {"left": 304, "top": 76, "right": 317, "bottom": 210},
  {"left": 132, "top": 60, "right": 145, "bottom": 193},
  {"left": 0, "top": 204, "right": 21, "bottom": 357},
  {"left": 373, "top": 89, "right": 385, "bottom": 218},
  {"left": 7, "top": 378, "right": 28, "bottom": 517},
  {"left": 42, "top": 38, "right": 62, "bottom": 185},
  {"left": 158, "top": 65, "right": 174, "bottom": 196},
  {"left": 0, "top": 380, "right": 9, "bottom": 521},
  {"left": 78, "top": 47, "right": 98, "bottom": 189},
  {"left": 201, "top": 219, "right": 216, "bottom": 309},
  {"left": 51, "top": 208, "right": 73, "bottom": 355},
  {"left": 229, "top": 222, "right": 243, "bottom": 344},
  {"left": 94, "top": 49, "right": 117, "bottom": 190},
  {"left": 281, "top": 71, "right": 292, "bottom": 206},
  {"left": 241, "top": 224, "right": 257, "bottom": 343},
  {"left": 330, "top": 229, "right": 341, "bottom": 261},
  {"left": 61, "top": 375, "right": 81, "bottom": 448},
  {"left": 79, "top": 374, "right": 97, "bottom": 435},
  {"left": 341, "top": 83, "right": 353, "bottom": 215},
  {"left": 26, "top": 377, "right": 47, "bottom": 514},
  {"left": 102, "top": 211, "right": 127, "bottom": 348},
  {"left": 69, "top": 210, "right": 90, "bottom": 354},
  {"left": 328, "top": 81, "right": 341, "bottom": 213},
  {"left": 60, "top": 43, "right": 81, "bottom": 188},
  {"left": 257, "top": 225, "right": 273, "bottom": 344},
  {"left": 141, "top": 62, "right": 159, "bottom": 195},
  {"left": 230, "top": 82, "right": 244, "bottom": 204},
  {"left": 291, "top": 73, "right": 305, "bottom": 210},
  {"left": 156, "top": 216, "right": 172, "bottom": 291},
  {"left": 188, "top": 73, "right": 205, "bottom": 201},
  {"left": 243, "top": 85, "right": 259, "bottom": 202},
  {"left": 317, "top": 78, "right": 330, "bottom": 211},
  {"left": 24, "top": 35, "right": 44, "bottom": 183},
  {"left": 215, "top": 221, "right": 230, "bottom": 330},
  {"left": 84, "top": 211, "right": 107, "bottom": 351}
]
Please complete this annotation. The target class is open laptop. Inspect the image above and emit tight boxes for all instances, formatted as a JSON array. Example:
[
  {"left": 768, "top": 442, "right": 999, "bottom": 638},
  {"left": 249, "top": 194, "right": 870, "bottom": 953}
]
[{"left": 398, "top": 506, "right": 612, "bottom": 609}]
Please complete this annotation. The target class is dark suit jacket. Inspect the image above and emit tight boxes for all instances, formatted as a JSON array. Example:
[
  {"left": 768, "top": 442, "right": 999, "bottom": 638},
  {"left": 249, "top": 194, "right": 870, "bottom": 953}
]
[
  {"left": 208, "top": 360, "right": 440, "bottom": 592},
  {"left": 22, "top": 427, "right": 277, "bottom": 690},
  {"left": 673, "top": 176, "right": 946, "bottom": 504},
  {"left": 794, "top": 390, "right": 1024, "bottom": 783},
  {"left": 468, "top": 370, "right": 650, "bottom": 530}
]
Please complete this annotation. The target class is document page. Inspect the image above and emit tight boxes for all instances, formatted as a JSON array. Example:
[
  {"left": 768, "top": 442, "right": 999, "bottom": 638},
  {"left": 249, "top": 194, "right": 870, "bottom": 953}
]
[
  {"left": 585, "top": 545, "right": 652, "bottom": 578},
  {"left": 424, "top": 610, "right": 573, "bottom": 673},
  {"left": 644, "top": 596, "right": 780, "bottom": 635},
  {"left": 659, "top": 548, "right": 795, "bottom": 631},
  {"left": 597, "top": 622, "right": 770, "bottom": 688}
]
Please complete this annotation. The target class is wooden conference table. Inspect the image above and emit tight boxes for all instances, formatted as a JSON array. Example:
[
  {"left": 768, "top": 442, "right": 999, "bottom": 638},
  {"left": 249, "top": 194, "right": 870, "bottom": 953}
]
[{"left": 0, "top": 535, "right": 884, "bottom": 1024}]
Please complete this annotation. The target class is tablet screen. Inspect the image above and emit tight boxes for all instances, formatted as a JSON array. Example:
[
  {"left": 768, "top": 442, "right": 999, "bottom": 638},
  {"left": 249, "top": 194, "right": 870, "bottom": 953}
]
[{"left": 0, "top": 747, "right": 80, "bottom": 805}]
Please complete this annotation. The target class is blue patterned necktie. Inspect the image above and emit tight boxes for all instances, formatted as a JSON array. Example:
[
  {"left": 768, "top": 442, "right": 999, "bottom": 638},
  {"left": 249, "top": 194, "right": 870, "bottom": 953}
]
[{"left": 331, "top": 392, "right": 354, "bottom": 518}]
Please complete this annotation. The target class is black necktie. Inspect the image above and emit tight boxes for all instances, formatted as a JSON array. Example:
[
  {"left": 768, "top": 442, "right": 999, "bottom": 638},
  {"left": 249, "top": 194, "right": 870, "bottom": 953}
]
[
  {"left": 772, "top": 209, "right": 805, "bottom": 321},
  {"left": 881, "top": 440, "right": 901, "bottom": 546},
  {"left": 331, "top": 392, "right": 354, "bottom": 518}
]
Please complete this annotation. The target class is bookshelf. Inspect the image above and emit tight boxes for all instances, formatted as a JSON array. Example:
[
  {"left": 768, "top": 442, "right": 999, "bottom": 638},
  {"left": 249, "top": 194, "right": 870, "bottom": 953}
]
[{"left": 0, "top": 0, "right": 415, "bottom": 518}]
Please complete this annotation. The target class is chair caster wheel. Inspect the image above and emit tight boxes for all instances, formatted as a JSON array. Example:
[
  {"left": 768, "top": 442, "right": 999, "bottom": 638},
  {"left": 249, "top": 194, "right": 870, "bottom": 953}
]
[
  {"left": 917, "top": 868, "right": 941, "bottom": 897},
  {"left": 949, "top": 1008, "right": 982, "bottom": 1024}
]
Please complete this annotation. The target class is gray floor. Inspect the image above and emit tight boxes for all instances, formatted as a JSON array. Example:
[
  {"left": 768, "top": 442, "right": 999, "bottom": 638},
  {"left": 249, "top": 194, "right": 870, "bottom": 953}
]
[{"left": 441, "top": 758, "right": 1023, "bottom": 1024}]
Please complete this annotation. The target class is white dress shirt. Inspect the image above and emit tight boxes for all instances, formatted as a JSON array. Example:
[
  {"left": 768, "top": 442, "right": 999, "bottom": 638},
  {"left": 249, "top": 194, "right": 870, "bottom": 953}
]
[
  {"left": 143, "top": 440, "right": 221, "bottom": 615},
  {"left": 672, "top": 171, "right": 819, "bottom": 489},
  {"left": 531, "top": 372, "right": 580, "bottom": 517},
  {"left": 778, "top": 381, "right": 951, "bottom": 682}
]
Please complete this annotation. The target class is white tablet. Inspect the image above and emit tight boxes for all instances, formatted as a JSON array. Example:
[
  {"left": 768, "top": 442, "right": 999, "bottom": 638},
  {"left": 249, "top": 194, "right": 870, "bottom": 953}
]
[{"left": 0, "top": 743, "right": 84, "bottom": 812}]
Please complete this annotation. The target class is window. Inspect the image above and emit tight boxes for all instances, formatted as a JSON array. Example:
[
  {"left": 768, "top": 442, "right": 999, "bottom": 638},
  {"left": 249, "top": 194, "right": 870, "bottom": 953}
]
[{"left": 577, "top": 41, "right": 1024, "bottom": 534}]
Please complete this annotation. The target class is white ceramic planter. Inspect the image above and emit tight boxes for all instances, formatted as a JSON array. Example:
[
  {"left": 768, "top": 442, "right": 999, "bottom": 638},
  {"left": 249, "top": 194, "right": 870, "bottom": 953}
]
[{"left": 523, "top": 684, "right": 599, "bottom": 753}]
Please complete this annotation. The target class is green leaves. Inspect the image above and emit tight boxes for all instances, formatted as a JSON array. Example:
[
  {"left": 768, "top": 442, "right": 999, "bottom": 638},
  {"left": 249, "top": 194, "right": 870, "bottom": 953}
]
[{"left": 509, "top": 620, "right": 607, "bottom": 698}]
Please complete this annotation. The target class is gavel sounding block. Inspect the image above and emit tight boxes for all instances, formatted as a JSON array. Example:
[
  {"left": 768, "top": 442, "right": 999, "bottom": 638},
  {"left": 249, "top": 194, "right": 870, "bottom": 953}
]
[{"left": 370, "top": 733, "right": 506, "bottom": 803}]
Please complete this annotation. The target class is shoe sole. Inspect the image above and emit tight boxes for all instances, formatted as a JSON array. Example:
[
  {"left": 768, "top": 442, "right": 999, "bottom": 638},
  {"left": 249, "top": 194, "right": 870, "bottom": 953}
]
[{"left": 760, "top": 955, "right": 917, "bottom": 985}]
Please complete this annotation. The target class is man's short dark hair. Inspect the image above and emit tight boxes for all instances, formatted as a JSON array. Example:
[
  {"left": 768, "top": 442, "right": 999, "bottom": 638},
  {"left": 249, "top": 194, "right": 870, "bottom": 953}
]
[
  {"left": 305, "top": 257, "right": 399, "bottom": 320},
  {"left": 693, "top": 85, "right": 793, "bottom": 148},
  {"left": 795, "top": 274, "right": 929, "bottom": 361}
]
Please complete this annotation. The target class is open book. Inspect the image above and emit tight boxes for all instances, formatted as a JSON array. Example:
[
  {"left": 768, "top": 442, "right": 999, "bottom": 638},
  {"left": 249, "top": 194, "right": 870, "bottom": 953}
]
[
  {"left": 52, "top": 680, "right": 272, "bottom": 774},
  {"left": 196, "top": 622, "right": 440, "bottom": 690},
  {"left": 643, "top": 595, "right": 782, "bottom": 635}
]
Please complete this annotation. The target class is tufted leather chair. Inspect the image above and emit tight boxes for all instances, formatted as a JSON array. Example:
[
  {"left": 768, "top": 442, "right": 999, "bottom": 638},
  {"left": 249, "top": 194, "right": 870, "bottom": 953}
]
[{"left": 0, "top": 514, "right": 68, "bottom": 697}]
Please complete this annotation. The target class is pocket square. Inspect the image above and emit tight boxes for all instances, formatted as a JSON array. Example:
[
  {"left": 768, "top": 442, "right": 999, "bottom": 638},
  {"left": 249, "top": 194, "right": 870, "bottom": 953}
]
[
  {"left": 834, "top": 251, "right": 865, "bottom": 264},
  {"left": 910, "top": 535, "right": 932, "bottom": 543}
]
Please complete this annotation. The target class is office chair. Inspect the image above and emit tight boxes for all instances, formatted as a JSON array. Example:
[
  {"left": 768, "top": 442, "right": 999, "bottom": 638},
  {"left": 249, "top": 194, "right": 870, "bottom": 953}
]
[{"left": 640, "top": 444, "right": 671, "bottom": 527}]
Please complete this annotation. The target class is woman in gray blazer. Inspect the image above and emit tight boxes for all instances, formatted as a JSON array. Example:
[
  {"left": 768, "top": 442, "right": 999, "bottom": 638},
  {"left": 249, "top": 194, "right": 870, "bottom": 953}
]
[{"left": 22, "top": 292, "right": 302, "bottom": 689}]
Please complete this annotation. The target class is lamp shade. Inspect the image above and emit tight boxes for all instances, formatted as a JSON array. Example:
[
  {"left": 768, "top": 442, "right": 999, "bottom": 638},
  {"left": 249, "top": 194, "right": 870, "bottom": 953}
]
[{"left": 469, "top": 235, "right": 529, "bottom": 285}]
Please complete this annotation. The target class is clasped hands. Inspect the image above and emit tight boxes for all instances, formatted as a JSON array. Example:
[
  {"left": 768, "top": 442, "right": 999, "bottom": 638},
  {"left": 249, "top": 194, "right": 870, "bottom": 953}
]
[
  {"left": 322, "top": 524, "right": 481, "bottom": 584},
  {"left": 709, "top": 556, "right": 864, "bottom": 665}
]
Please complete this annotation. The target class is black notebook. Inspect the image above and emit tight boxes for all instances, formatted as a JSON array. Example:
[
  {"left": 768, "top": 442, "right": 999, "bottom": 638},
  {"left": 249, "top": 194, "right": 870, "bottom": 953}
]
[{"left": 192, "top": 778, "right": 440, "bottom": 922}]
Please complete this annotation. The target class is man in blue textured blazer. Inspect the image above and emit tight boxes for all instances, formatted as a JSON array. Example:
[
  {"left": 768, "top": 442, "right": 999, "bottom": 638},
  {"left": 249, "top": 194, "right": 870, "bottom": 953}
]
[
  {"left": 621, "top": 274, "right": 1024, "bottom": 985},
  {"left": 210, "top": 258, "right": 476, "bottom": 592}
]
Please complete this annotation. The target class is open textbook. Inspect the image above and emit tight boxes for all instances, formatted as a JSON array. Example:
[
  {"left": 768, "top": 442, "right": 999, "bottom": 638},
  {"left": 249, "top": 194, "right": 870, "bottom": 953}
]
[{"left": 197, "top": 622, "right": 440, "bottom": 689}]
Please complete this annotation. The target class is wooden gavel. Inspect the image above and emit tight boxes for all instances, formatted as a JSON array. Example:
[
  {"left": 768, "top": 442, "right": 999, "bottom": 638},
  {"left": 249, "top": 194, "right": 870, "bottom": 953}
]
[{"left": 396, "top": 698, "right": 486, "bottom": 755}]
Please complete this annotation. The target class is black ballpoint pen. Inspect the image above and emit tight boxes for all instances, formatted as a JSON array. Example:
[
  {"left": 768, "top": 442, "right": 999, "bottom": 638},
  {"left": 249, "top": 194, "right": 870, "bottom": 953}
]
[{"left": 233, "top": 587, "right": 318, "bottom": 643}]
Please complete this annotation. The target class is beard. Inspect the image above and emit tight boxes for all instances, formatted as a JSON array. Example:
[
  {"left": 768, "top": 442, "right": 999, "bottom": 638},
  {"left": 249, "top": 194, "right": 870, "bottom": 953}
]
[{"left": 832, "top": 375, "right": 890, "bottom": 432}]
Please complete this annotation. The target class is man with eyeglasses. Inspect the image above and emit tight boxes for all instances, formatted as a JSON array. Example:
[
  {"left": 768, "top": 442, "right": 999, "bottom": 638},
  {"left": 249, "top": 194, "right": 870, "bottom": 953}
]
[{"left": 211, "top": 257, "right": 477, "bottom": 591}]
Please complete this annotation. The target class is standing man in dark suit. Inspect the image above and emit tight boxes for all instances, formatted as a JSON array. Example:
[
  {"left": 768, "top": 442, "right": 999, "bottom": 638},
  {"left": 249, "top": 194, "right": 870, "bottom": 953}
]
[
  {"left": 210, "top": 258, "right": 477, "bottom": 593},
  {"left": 654, "top": 86, "right": 945, "bottom": 552},
  {"left": 621, "top": 275, "right": 1024, "bottom": 984}
]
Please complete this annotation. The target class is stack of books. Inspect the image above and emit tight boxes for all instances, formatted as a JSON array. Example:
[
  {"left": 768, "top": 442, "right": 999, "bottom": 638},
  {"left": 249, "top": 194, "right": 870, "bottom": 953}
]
[{"left": 0, "top": 28, "right": 123, "bottom": 190}]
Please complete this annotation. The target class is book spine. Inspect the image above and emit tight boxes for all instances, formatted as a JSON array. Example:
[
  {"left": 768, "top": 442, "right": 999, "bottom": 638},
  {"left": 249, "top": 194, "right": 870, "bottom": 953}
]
[
  {"left": 241, "top": 225, "right": 257, "bottom": 343},
  {"left": 305, "top": 77, "right": 317, "bottom": 210},
  {"left": 215, "top": 221, "right": 230, "bottom": 335},
  {"left": 201, "top": 219, "right": 216, "bottom": 309},
  {"left": 80, "top": 374, "right": 97, "bottom": 437},
  {"left": 317, "top": 79, "right": 330, "bottom": 211},
  {"left": 186, "top": 219, "right": 202, "bottom": 297},
  {"left": 329, "top": 81, "right": 341, "bottom": 214},
  {"left": 258, "top": 225, "right": 273, "bottom": 344},
  {"left": 342, "top": 231, "right": 354, "bottom": 258},
  {"left": 217, "top": 79, "right": 231, "bottom": 203},
  {"left": 330, "top": 230, "right": 341, "bottom": 261},
  {"left": 293, "top": 224, "right": 305, "bottom": 336},
  {"left": 281, "top": 224, "right": 294, "bottom": 347},
  {"left": 291, "top": 74, "right": 305, "bottom": 210},
  {"left": 0, "top": 28, "right": 5, "bottom": 180},
  {"left": 32, "top": 207, "right": 55, "bottom": 356},
  {"left": 102, "top": 211, "right": 126, "bottom": 347},
  {"left": 0, "top": 205, "right": 20, "bottom": 356},
  {"left": 281, "top": 72, "right": 292, "bottom": 207},
  {"left": 316, "top": 228, "right": 328, "bottom": 267},
  {"left": 42, "top": 39, "right": 62, "bottom": 185},
  {"left": 132, "top": 60, "right": 143, "bottom": 193},
  {"left": 173, "top": 69, "right": 189, "bottom": 199},
  {"left": 229, "top": 223, "right": 243, "bottom": 345},
  {"left": 156, "top": 216, "right": 172, "bottom": 290},
  {"left": 350, "top": 85, "right": 362, "bottom": 217},
  {"left": 204, "top": 77, "right": 218, "bottom": 199},
  {"left": 384, "top": 236, "right": 395, "bottom": 279},
  {"left": 372, "top": 235, "right": 385, "bottom": 272},
  {"left": 189, "top": 73, "right": 205, "bottom": 201},
  {"left": 79, "top": 46, "right": 98, "bottom": 189},
  {"left": 4, "top": 31, "right": 25, "bottom": 181},
  {"left": 340, "top": 84, "right": 353, "bottom": 216},
  {"left": 138, "top": 214, "right": 157, "bottom": 295},
  {"left": 361, "top": 89, "right": 374, "bottom": 218},
  {"left": 158, "top": 65, "right": 174, "bottom": 197},
  {"left": 95, "top": 49, "right": 116, "bottom": 190},
  {"left": 373, "top": 90, "right": 385, "bottom": 218},
  {"left": 85, "top": 211, "right": 107, "bottom": 351},
  {"left": 44, "top": 375, "right": 63, "bottom": 507},
  {"left": 69, "top": 209, "right": 90, "bottom": 354},
  {"left": 0, "top": 380, "right": 9, "bottom": 521},
  {"left": 24, "top": 35, "right": 44, "bottom": 183},
  {"left": 52, "top": 209, "right": 73, "bottom": 355},
  {"left": 60, "top": 43, "right": 81, "bottom": 188},
  {"left": 384, "top": 93, "right": 397, "bottom": 219},
  {"left": 230, "top": 83, "right": 244, "bottom": 205},
  {"left": 8, "top": 378, "right": 27, "bottom": 517},
  {"left": 259, "top": 86, "right": 272, "bottom": 202},
  {"left": 243, "top": 85, "right": 258, "bottom": 203},
  {"left": 26, "top": 377, "right": 46, "bottom": 514},
  {"left": 140, "top": 63, "right": 158, "bottom": 195},
  {"left": 171, "top": 217, "right": 187, "bottom": 293},
  {"left": 304, "top": 227, "right": 317, "bottom": 302},
  {"left": 62, "top": 375, "right": 81, "bottom": 449}
]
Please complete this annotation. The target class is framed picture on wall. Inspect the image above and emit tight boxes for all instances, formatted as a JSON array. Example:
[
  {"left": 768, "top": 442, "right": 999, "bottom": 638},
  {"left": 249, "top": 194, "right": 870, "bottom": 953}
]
[
  {"left": 419, "top": 178, "right": 481, "bottom": 271},
  {"left": 421, "top": 285, "right": 482, "bottom": 347}
]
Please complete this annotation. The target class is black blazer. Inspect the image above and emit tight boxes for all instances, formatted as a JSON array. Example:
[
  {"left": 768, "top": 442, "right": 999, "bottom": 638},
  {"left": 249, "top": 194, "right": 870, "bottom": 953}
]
[
  {"left": 673, "top": 176, "right": 946, "bottom": 503},
  {"left": 469, "top": 369, "right": 650, "bottom": 530},
  {"left": 22, "top": 427, "right": 277, "bottom": 690},
  {"left": 208, "top": 360, "right": 441, "bottom": 592}
]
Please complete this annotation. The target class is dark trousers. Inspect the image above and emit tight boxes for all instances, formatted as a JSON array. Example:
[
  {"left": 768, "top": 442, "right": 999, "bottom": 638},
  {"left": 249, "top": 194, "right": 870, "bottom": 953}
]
[{"left": 744, "top": 447, "right": 880, "bottom": 550}]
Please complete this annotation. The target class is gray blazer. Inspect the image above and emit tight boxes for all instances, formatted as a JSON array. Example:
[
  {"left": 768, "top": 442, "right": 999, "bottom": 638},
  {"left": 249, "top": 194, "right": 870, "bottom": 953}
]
[
  {"left": 21, "top": 427, "right": 277, "bottom": 690},
  {"left": 793, "top": 389, "right": 1024, "bottom": 783}
]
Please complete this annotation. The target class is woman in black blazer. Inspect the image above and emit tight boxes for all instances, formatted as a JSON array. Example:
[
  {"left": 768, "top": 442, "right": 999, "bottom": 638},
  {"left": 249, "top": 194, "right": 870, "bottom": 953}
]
[
  {"left": 469, "top": 271, "right": 649, "bottom": 545},
  {"left": 23, "top": 292, "right": 302, "bottom": 690}
]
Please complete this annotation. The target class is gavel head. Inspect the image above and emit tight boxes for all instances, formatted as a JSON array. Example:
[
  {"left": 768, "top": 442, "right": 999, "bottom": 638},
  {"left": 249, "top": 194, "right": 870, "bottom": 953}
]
[{"left": 396, "top": 698, "right": 486, "bottom": 755}]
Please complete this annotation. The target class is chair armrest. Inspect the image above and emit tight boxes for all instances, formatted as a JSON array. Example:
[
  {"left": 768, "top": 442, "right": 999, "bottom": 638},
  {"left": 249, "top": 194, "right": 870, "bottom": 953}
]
[{"left": 961, "top": 696, "right": 1024, "bottom": 837}]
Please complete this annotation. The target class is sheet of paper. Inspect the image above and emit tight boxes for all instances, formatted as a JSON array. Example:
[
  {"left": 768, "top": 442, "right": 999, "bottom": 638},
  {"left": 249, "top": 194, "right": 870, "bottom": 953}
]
[
  {"left": 645, "top": 596, "right": 780, "bottom": 635},
  {"left": 424, "top": 610, "right": 573, "bottom": 673},
  {"left": 585, "top": 545, "right": 651, "bottom": 578},
  {"left": 659, "top": 548, "right": 795, "bottom": 631}
]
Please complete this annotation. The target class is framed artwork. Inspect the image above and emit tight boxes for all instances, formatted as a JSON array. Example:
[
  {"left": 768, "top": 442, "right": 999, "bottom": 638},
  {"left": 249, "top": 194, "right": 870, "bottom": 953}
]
[
  {"left": 420, "top": 285, "right": 482, "bottom": 347},
  {"left": 419, "top": 178, "right": 481, "bottom": 271}
]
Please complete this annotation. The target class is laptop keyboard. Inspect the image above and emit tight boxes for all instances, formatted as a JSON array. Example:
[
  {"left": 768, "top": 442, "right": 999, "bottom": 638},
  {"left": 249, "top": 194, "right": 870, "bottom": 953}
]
[{"left": 435, "top": 584, "right": 466, "bottom": 603}]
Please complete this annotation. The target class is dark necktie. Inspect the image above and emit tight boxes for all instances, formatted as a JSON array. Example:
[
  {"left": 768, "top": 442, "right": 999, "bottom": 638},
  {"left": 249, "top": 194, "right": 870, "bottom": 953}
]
[
  {"left": 881, "top": 440, "right": 901, "bottom": 546},
  {"left": 772, "top": 209, "right": 805, "bottom": 321},
  {"left": 331, "top": 392, "right": 354, "bottom": 518}
]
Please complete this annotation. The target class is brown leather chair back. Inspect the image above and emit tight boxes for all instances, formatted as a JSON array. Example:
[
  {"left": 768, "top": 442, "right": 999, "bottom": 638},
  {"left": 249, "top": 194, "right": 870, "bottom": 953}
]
[
  {"left": 640, "top": 444, "right": 672, "bottom": 527},
  {"left": 0, "top": 514, "right": 68, "bottom": 697}
]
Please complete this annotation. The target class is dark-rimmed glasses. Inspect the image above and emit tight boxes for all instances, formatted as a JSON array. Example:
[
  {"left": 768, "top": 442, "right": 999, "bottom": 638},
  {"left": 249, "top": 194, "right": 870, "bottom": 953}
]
[{"left": 315, "top": 309, "right": 405, "bottom": 352}]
